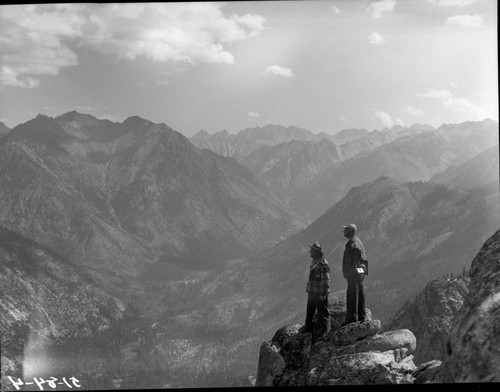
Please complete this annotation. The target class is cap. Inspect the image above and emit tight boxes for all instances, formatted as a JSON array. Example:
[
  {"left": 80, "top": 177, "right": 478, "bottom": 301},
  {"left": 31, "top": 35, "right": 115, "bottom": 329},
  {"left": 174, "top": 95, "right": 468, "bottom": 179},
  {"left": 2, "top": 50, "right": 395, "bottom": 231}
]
[
  {"left": 342, "top": 224, "right": 357, "bottom": 231},
  {"left": 308, "top": 242, "right": 323, "bottom": 253}
]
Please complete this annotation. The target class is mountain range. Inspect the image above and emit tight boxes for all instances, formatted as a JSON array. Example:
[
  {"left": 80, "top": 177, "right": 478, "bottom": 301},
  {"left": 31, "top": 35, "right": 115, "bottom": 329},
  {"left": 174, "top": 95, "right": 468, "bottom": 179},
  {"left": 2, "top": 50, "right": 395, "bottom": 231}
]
[
  {"left": 293, "top": 120, "right": 498, "bottom": 221},
  {"left": 191, "top": 120, "right": 497, "bottom": 222},
  {"left": 0, "top": 112, "right": 301, "bottom": 278},
  {"left": 0, "top": 112, "right": 498, "bottom": 388}
]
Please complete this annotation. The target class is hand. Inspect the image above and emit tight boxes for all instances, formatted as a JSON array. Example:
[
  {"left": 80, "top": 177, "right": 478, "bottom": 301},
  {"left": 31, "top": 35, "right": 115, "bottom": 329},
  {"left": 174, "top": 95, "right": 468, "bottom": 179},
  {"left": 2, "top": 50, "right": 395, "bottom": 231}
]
[{"left": 319, "top": 295, "right": 326, "bottom": 301}]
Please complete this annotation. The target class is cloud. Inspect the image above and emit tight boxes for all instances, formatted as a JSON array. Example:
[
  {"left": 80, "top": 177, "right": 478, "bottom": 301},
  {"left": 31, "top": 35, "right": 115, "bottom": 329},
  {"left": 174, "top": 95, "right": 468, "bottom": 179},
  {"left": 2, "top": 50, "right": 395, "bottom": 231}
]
[
  {"left": 407, "top": 106, "right": 424, "bottom": 116},
  {"left": 446, "top": 14, "right": 484, "bottom": 27},
  {"left": 265, "top": 65, "right": 293, "bottom": 78},
  {"left": 367, "top": 0, "right": 396, "bottom": 19},
  {"left": 0, "top": 4, "right": 85, "bottom": 88},
  {"left": 84, "top": 3, "right": 265, "bottom": 64},
  {"left": 0, "top": 3, "right": 266, "bottom": 88},
  {"left": 331, "top": 6, "right": 343, "bottom": 14},
  {"left": 247, "top": 112, "right": 259, "bottom": 117},
  {"left": 368, "top": 32, "right": 386, "bottom": 45},
  {"left": 416, "top": 89, "right": 490, "bottom": 119},
  {"left": 427, "top": 0, "right": 484, "bottom": 7},
  {"left": 374, "top": 110, "right": 405, "bottom": 128}
]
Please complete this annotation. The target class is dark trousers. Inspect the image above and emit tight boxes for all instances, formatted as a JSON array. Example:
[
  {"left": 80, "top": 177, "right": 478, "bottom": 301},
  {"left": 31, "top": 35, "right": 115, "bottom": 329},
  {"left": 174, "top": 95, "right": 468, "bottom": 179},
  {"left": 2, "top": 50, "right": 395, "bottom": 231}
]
[
  {"left": 346, "top": 274, "right": 366, "bottom": 322},
  {"left": 304, "top": 293, "right": 330, "bottom": 332}
]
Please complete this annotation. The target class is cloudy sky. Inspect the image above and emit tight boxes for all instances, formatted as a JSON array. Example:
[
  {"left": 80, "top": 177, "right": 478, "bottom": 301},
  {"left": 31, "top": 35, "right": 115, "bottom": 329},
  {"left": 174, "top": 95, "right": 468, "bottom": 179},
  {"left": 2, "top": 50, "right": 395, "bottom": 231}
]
[{"left": 0, "top": 0, "right": 497, "bottom": 136}]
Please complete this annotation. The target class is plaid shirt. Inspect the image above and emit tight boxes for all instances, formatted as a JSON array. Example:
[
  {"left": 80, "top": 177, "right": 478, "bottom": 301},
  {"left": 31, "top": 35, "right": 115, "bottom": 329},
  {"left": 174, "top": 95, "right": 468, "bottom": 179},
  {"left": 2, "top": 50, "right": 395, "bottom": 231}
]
[{"left": 306, "top": 257, "right": 330, "bottom": 296}]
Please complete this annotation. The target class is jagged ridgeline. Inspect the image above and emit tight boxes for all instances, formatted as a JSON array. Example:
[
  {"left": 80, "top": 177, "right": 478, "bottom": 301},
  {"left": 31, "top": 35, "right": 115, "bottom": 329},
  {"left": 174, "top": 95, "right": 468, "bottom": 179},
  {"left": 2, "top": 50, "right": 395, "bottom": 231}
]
[
  {"left": 191, "top": 120, "right": 498, "bottom": 222},
  {"left": 0, "top": 113, "right": 498, "bottom": 388},
  {"left": 0, "top": 112, "right": 302, "bottom": 277}
]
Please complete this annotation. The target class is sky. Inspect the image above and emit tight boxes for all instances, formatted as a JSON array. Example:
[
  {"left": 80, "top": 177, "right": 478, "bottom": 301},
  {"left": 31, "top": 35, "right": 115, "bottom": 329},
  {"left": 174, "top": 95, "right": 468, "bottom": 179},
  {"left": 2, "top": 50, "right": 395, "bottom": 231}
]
[{"left": 0, "top": 0, "right": 498, "bottom": 136}]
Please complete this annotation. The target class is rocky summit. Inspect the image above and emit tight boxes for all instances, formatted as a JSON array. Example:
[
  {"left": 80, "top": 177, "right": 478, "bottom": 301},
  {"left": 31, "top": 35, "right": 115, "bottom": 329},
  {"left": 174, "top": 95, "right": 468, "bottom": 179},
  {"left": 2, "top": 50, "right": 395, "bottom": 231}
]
[
  {"left": 256, "top": 228, "right": 500, "bottom": 385},
  {"left": 256, "top": 300, "right": 418, "bottom": 386}
]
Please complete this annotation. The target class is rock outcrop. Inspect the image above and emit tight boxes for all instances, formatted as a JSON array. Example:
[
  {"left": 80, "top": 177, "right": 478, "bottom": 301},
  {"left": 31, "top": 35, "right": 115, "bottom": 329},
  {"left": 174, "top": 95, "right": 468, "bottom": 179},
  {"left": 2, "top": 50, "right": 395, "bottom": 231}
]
[
  {"left": 437, "top": 229, "right": 500, "bottom": 382},
  {"left": 256, "top": 300, "right": 418, "bottom": 386},
  {"left": 387, "top": 275, "right": 469, "bottom": 363},
  {"left": 256, "top": 228, "right": 500, "bottom": 385}
]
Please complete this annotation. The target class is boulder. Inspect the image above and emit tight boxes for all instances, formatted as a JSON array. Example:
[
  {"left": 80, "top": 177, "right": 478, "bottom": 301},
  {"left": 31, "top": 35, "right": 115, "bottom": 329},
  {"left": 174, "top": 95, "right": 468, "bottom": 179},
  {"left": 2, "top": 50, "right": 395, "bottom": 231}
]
[
  {"left": 307, "top": 350, "right": 415, "bottom": 385},
  {"left": 255, "top": 342, "right": 286, "bottom": 387},
  {"left": 413, "top": 360, "right": 442, "bottom": 384},
  {"left": 387, "top": 277, "right": 469, "bottom": 363},
  {"left": 327, "top": 319, "right": 382, "bottom": 346},
  {"left": 314, "top": 328, "right": 416, "bottom": 358},
  {"left": 256, "top": 300, "right": 418, "bottom": 386},
  {"left": 256, "top": 324, "right": 312, "bottom": 386}
]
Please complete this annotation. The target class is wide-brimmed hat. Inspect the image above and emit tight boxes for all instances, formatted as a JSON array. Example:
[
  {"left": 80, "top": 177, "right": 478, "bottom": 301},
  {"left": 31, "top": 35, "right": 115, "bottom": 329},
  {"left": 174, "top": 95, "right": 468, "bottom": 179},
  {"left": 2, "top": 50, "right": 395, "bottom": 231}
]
[
  {"left": 308, "top": 242, "right": 323, "bottom": 253},
  {"left": 342, "top": 223, "right": 357, "bottom": 231}
]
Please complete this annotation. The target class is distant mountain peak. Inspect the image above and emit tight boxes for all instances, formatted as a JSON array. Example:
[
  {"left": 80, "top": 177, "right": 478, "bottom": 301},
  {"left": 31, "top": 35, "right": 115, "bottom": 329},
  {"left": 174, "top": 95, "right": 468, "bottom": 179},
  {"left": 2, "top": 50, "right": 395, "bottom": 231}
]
[
  {"left": 35, "top": 114, "right": 53, "bottom": 121},
  {"left": 56, "top": 110, "right": 98, "bottom": 122},
  {"left": 122, "top": 115, "right": 152, "bottom": 126}
]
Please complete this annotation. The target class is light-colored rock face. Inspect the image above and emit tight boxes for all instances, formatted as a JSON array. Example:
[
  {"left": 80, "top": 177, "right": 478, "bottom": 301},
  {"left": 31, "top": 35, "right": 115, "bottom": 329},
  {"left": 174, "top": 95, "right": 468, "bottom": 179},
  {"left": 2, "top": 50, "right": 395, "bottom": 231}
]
[
  {"left": 387, "top": 276, "right": 469, "bottom": 363},
  {"left": 438, "top": 229, "right": 500, "bottom": 383},
  {"left": 256, "top": 300, "right": 418, "bottom": 386}
]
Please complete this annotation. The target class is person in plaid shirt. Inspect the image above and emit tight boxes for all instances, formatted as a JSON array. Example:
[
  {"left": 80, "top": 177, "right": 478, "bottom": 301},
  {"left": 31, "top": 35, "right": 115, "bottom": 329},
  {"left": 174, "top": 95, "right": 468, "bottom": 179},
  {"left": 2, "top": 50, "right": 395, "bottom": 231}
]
[{"left": 299, "top": 242, "right": 330, "bottom": 335}]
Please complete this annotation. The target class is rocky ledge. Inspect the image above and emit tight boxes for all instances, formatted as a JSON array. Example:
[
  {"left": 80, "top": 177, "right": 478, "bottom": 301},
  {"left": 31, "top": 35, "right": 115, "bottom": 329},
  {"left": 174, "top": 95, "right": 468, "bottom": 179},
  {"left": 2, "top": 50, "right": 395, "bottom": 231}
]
[
  {"left": 256, "top": 300, "right": 427, "bottom": 386},
  {"left": 256, "top": 229, "right": 500, "bottom": 386}
]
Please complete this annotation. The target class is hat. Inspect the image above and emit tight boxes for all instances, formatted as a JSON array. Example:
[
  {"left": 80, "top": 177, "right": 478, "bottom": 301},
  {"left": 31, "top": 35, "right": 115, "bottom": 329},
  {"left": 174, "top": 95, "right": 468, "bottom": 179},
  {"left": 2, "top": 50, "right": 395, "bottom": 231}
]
[
  {"left": 342, "top": 223, "right": 357, "bottom": 231},
  {"left": 308, "top": 242, "right": 323, "bottom": 253}
]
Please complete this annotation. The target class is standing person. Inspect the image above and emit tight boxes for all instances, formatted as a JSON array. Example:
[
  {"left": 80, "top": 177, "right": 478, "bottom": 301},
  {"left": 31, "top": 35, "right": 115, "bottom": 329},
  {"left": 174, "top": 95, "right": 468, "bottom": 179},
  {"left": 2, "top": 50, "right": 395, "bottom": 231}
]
[
  {"left": 341, "top": 224, "right": 368, "bottom": 326},
  {"left": 299, "top": 242, "right": 330, "bottom": 335}
]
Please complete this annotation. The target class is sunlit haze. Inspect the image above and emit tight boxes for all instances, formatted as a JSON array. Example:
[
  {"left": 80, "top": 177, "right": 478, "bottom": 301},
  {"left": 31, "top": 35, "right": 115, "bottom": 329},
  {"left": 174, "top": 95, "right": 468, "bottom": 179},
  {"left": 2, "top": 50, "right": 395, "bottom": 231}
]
[{"left": 0, "top": 1, "right": 497, "bottom": 135}]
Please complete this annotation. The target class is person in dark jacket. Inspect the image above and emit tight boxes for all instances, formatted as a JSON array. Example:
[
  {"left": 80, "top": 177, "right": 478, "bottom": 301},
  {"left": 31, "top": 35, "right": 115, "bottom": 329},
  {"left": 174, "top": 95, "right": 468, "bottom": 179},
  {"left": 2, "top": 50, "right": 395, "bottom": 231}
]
[
  {"left": 299, "top": 242, "right": 330, "bottom": 334},
  {"left": 341, "top": 224, "right": 368, "bottom": 326}
]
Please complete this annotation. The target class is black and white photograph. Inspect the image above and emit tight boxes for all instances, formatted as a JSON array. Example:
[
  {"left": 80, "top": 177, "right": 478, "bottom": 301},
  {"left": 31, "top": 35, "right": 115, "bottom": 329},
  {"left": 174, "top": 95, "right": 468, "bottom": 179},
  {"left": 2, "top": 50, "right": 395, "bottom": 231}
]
[{"left": 0, "top": 0, "right": 499, "bottom": 389}]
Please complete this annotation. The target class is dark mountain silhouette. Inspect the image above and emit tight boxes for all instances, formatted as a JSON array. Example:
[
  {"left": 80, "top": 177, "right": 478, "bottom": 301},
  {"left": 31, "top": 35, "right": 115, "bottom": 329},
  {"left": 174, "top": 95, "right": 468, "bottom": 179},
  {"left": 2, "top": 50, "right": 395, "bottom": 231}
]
[{"left": 430, "top": 145, "right": 499, "bottom": 190}]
